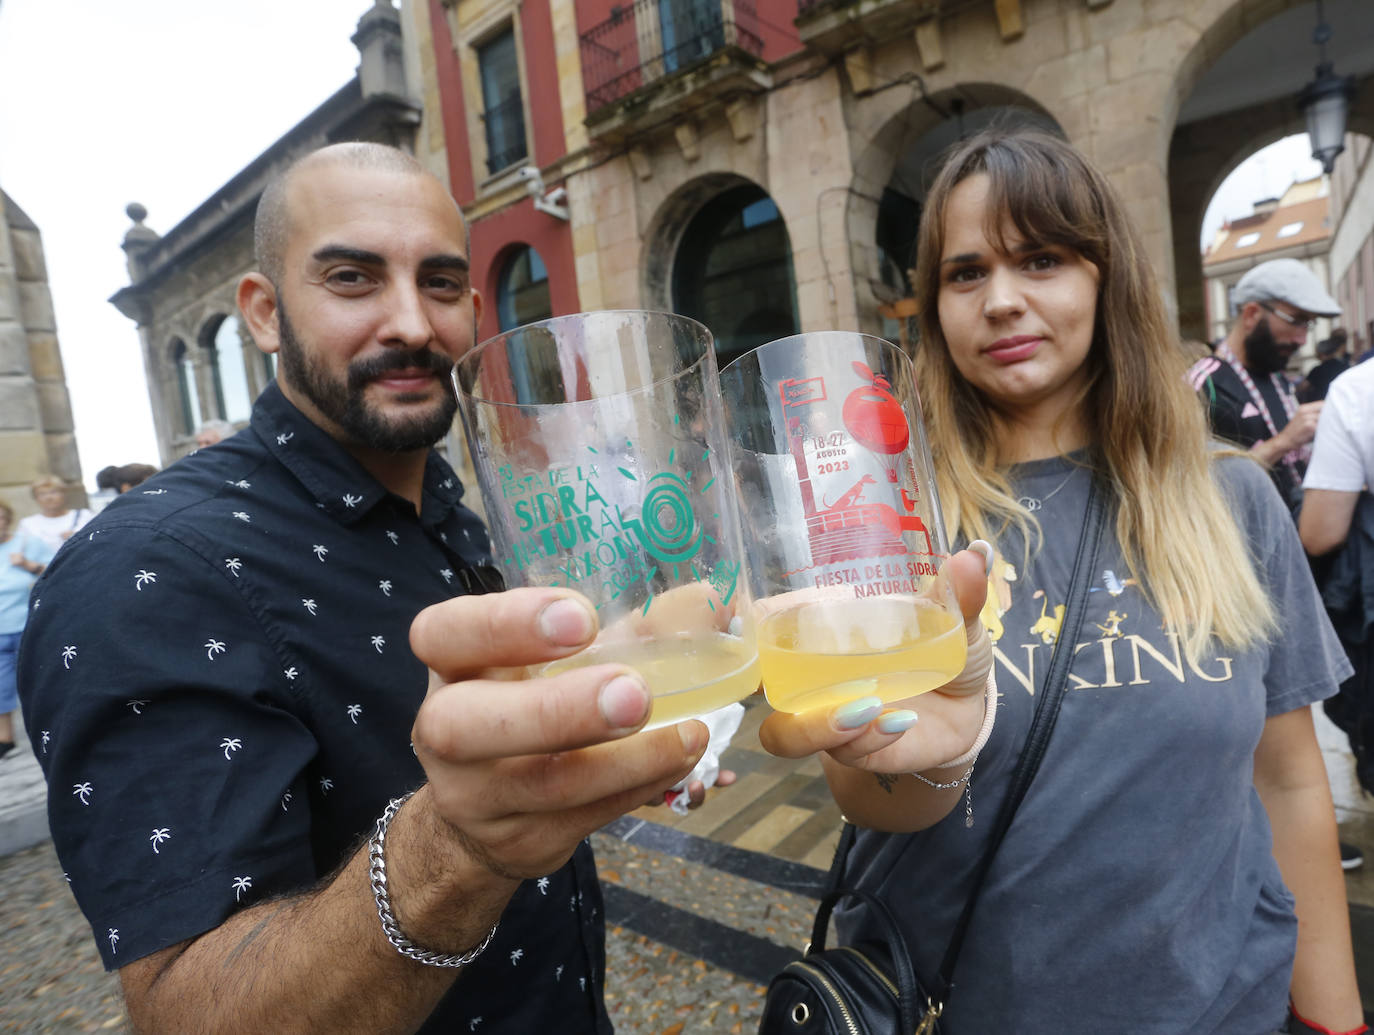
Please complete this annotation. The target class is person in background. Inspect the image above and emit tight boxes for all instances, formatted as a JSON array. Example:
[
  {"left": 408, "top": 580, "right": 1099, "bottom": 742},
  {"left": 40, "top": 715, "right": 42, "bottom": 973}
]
[
  {"left": 1187, "top": 258, "right": 1341, "bottom": 511},
  {"left": 17, "top": 476, "right": 93, "bottom": 553},
  {"left": 1299, "top": 329, "right": 1350, "bottom": 404},
  {"left": 113, "top": 463, "right": 159, "bottom": 493},
  {"left": 762, "top": 129, "right": 1363, "bottom": 1034},
  {"left": 0, "top": 499, "right": 53, "bottom": 760},
  {"left": 194, "top": 420, "right": 236, "bottom": 449},
  {"left": 88, "top": 466, "right": 122, "bottom": 513}
]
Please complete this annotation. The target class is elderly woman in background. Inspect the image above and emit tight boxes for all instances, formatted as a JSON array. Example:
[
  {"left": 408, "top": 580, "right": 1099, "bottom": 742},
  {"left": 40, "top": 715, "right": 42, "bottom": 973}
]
[
  {"left": 0, "top": 500, "right": 53, "bottom": 759},
  {"left": 17, "top": 475, "right": 92, "bottom": 553}
]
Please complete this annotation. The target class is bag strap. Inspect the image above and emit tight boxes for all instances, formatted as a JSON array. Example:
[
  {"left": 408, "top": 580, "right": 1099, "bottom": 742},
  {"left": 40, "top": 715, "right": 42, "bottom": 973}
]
[
  {"left": 930, "top": 473, "right": 1108, "bottom": 1000},
  {"left": 813, "top": 475, "right": 1109, "bottom": 1010},
  {"left": 809, "top": 887, "right": 919, "bottom": 1035}
]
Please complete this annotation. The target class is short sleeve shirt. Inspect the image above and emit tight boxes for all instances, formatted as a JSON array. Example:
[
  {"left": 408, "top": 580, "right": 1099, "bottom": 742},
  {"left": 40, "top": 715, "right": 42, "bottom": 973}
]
[
  {"left": 0, "top": 531, "right": 54, "bottom": 633},
  {"left": 837, "top": 455, "right": 1351, "bottom": 1034},
  {"left": 1189, "top": 355, "right": 1304, "bottom": 507},
  {"left": 18, "top": 383, "right": 612, "bottom": 1034},
  {"left": 1304, "top": 360, "right": 1374, "bottom": 493}
]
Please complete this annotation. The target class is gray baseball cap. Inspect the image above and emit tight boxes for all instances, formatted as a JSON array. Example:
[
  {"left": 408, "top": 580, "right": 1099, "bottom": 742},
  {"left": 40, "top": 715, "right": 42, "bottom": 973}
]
[{"left": 1233, "top": 258, "right": 1341, "bottom": 317}]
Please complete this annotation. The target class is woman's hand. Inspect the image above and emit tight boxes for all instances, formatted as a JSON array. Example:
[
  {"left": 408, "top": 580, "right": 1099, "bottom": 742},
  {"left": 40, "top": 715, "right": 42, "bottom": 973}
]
[{"left": 757, "top": 544, "right": 993, "bottom": 775}]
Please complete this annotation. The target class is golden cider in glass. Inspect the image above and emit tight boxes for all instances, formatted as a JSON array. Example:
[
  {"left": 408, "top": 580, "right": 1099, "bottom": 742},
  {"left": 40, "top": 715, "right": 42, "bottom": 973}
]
[{"left": 758, "top": 594, "right": 966, "bottom": 713}]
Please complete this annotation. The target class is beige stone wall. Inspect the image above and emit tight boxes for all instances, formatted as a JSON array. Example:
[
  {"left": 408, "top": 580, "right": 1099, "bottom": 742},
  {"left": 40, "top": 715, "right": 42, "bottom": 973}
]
[{"left": 0, "top": 191, "right": 83, "bottom": 519}]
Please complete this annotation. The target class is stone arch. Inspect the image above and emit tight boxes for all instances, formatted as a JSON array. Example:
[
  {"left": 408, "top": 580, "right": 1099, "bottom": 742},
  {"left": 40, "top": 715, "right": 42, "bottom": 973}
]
[
  {"left": 641, "top": 171, "right": 760, "bottom": 311},
  {"left": 1166, "top": 0, "right": 1374, "bottom": 338},
  {"left": 166, "top": 336, "right": 202, "bottom": 438},
  {"left": 489, "top": 241, "right": 553, "bottom": 332},
  {"left": 844, "top": 84, "right": 1063, "bottom": 336},
  {"left": 641, "top": 173, "right": 799, "bottom": 364}
]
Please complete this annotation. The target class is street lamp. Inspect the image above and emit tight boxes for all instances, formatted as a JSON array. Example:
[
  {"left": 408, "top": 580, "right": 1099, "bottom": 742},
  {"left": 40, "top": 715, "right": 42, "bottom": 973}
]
[{"left": 1297, "top": 0, "right": 1356, "bottom": 174}]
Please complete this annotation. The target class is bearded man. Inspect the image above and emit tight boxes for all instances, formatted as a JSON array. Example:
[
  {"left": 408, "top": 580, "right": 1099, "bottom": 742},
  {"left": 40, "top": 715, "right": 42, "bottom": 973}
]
[{"left": 1189, "top": 258, "right": 1342, "bottom": 511}]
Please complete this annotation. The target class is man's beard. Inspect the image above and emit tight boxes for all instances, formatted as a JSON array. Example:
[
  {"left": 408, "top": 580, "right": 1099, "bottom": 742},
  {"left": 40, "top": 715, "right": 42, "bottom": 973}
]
[
  {"left": 1242, "top": 316, "right": 1292, "bottom": 376},
  {"left": 275, "top": 302, "right": 458, "bottom": 453}
]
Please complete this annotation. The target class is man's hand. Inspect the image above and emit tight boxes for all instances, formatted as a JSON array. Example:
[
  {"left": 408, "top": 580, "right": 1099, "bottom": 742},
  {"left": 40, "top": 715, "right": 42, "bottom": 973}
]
[
  {"left": 1278, "top": 401, "right": 1323, "bottom": 452},
  {"left": 757, "top": 546, "right": 992, "bottom": 774},
  {"left": 409, "top": 588, "right": 709, "bottom": 881}
]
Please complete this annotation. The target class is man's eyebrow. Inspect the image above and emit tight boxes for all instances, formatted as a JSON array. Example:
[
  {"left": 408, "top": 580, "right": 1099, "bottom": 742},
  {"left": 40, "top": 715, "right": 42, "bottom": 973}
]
[
  {"left": 311, "top": 245, "right": 385, "bottom": 266},
  {"left": 418, "top": 254, "right": 470, "bottom": 274}
]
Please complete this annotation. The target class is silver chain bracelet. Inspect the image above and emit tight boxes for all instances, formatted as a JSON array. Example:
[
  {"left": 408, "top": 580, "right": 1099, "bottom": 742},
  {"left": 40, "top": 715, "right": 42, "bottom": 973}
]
[
  {"left": 367, "top": 790, "right": 499, "bottom": 968},
  {"left": 911, "top": 763, "right": 977, "bottom": 828}
]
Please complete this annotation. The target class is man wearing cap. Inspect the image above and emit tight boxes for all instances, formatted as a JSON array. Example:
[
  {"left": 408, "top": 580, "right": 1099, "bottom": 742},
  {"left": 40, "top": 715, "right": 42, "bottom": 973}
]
[{"left": 1188, "top": 258, "right": 1343, "bottom": 510}]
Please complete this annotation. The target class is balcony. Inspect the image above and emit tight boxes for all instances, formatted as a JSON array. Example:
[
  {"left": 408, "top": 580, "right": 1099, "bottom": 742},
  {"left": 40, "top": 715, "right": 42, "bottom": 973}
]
[
  {"left": 580, "top": 0, "right": 770, "bottom": 140},
  {"left": 794, "top": 0, "right": 941, "bottom": 56}
]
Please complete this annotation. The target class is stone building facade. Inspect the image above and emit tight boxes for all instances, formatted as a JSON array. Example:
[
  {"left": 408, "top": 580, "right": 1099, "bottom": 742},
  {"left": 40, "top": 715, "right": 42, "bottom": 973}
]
[
  {"left": 411, "top": 0, "right": 1374, "bottom": 356},
  {"left": 0, "top": 191, "right": 83, "bottom": 516},
  {"left": 1329, "top": 132, "right": 1374, "bottom": 354},
  {"left": 111, "top": 1, "right": 423, "bottom": 466}
]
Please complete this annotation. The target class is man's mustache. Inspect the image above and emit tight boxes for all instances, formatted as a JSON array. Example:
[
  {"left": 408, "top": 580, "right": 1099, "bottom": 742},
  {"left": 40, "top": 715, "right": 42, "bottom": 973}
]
[{"left": 348, "top": 349, "right": 454, "bottom": 391}]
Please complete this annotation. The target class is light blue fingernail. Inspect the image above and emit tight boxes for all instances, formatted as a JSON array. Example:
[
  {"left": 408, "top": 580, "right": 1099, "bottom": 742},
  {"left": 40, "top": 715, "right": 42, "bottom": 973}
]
[
  {"left": 877, "top": 710, "right": 918, "bottom": 734},
  {"left": 834, "top": 696, "right": 883, "bottom": 730}
]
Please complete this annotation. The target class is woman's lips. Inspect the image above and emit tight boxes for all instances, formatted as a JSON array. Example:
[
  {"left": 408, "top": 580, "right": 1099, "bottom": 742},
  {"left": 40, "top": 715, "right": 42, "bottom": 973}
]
[{"left": 985, "top": 336, "right": 1042, "bottom": 364}]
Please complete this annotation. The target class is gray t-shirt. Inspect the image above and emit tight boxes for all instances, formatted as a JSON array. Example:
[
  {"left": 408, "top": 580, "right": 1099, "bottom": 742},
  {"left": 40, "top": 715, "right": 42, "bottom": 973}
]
[{"left": 838, "top": 454, "right": 1352, "bottom": 1034}]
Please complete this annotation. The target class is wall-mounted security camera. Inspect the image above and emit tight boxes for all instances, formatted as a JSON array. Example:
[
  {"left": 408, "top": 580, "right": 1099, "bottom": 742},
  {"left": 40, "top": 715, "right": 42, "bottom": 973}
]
[{"left": 517, "top": 165, "right": 569, "bottom": 221}]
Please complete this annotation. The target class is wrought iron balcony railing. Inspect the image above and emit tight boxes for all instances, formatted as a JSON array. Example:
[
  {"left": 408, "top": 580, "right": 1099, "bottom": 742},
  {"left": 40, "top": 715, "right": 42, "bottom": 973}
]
[
  {"left": 483, "top": 92, "right": 528, "bottom": 175},
  {"left": 580, "top": 0, "right": 763, "bottom": 114}
]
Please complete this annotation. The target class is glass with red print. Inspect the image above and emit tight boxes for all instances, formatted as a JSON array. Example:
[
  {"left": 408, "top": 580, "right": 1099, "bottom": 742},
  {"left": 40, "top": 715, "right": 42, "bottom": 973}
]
[{"left": 720, "top": 333, "right": 964, "bottom": 714}]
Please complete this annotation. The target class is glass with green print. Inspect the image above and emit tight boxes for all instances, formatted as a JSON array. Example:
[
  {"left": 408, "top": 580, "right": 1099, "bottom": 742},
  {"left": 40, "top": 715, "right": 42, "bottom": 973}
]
[{"left": 454, "top": 310, "right": 759, "bottom": 729}]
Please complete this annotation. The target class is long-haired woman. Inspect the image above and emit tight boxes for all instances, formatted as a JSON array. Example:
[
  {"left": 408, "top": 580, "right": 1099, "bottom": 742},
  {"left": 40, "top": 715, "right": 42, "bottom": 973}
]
[{"left": 760, "top": 129, "right": 1362, "bottom": 1034}]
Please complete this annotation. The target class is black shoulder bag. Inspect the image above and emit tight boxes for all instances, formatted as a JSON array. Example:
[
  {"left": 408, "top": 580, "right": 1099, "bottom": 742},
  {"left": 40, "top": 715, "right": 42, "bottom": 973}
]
[{"left": 759, "top": 478, "right": 1108, "bottom": 1035}]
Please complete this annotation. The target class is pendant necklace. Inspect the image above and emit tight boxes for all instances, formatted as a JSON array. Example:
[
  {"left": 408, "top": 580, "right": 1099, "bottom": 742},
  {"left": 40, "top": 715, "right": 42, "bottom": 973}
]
[{"left": 1018, "top": 470, "right": 1075, "bottom": 512}]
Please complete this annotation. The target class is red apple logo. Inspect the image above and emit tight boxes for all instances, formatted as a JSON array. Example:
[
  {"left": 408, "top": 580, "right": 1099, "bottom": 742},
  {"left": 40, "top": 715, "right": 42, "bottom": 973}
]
[{"left": 842, "top": 361, "right": 908, "bottom": 454}]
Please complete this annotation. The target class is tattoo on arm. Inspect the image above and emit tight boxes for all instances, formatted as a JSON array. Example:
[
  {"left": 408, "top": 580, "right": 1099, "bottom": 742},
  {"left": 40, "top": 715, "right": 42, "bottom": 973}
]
[
  {"left": 223, "top": 902, "right": 292, "bottom": 970},
  {"left": 875, "top": 773, "right": 900, "bottom": 794}
]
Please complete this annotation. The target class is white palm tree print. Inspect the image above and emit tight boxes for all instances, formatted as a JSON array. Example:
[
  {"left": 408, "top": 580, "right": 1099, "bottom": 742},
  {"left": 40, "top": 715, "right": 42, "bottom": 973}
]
[
  {"left": 536, "top": 877, "right": 550, "bottom": 895},
  {"left": 220, "top": 737, "right": 242, "bottom": 760},
  {"left": 126, "top": 700, "right": 149, "bottom": 715},
  {"left": 312, "top": 544, "right": 328, "bottom": 562},
  {"left": 40, "top": 730, "right": 49, "bottom": 754},
  {"left": 319, "top": 777, "right": 334, "bottom": 795},
  {"left": 225, "top": 557, "right": 242, "bottom": 577},
  {"left": 134, "top": 569, "right": 157, "bottom": 590},
  {"left": 205, "top": 639, "right": 226, "bottom": 661},
  {"left": 510, "top": 948, "right": 524, "bottom": 965},
  {"left": 232, "top": 876, "right": 253, "bottom": 901},
  {"left": 108, "top": 929, "right": 119, "bottom": 954},
  {"left": 284, "top": 667, "right": 298, "bottom": 681},
  {"left": 342, "top": 493, "right": 362, "bottom": 508},
  {"left": 555, "top": 964, "right": 564, "bottom": 981},
  {"left": 579, "top": 976, "right": 586, "bottom": 992},
  {"left": 440, "top": 568, "right": 453, "bottom": 583},
  {"left": 73, "top": 782, "right": 92, "bottom": 805},
  {"left": 281, "top": 791, "right": 292, "bottom": 812},
  {"left": 61, "top": 645, "right": 77, "bottom": 669},
  {"left": 232, "top": 511, "right": 250, "bottom": 523},
  {"left": 370, "top": 635, "right": 385, "bottom": 653},
  {"left": 302, "top": 599, "right": 318, "bottom": 616},
  {"left": 378, "top": 580, "right": 392, "bottom": 597},
  {"left": 142, "top": 487, "right": 166, "bottom": 495},
  {"left": 149, "top": 828, "right": 171, "bottom": 853},
  {"left": 346, "top": 704, "right": 362, "bottom": 724},
  {"left": 276, "top": 432, "right": 293, "bottom": 446},
  {"left": 468, "top": 1019, "right": 483, "bottom": 1031},
  {"left": 385, "top": 530, "right": 399, "bottom": 545},
  {"left": 232, "top": 480, "right": 251, "bottom": 489}
]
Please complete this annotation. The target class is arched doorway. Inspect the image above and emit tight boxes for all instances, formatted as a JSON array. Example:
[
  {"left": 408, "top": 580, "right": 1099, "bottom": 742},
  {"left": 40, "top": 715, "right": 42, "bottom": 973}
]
[
  {"left": 495, "top": 244, "right": 553, "bottom": 332},
  {"left": 670, "top": 183, "right": 799, "bottom": 367}
]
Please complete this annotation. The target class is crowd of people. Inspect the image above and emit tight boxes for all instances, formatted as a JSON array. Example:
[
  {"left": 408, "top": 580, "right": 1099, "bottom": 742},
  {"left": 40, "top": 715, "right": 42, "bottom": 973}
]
[{"left": 5, "top": 132, "right": 1373, "bottom": 1034}]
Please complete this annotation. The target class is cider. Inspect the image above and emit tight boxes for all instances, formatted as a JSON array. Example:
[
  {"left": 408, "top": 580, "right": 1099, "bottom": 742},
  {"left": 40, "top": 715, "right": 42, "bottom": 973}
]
[
  {"left": 542, "top": 631, "right": 761, "bottom": 729},
  {"left": 759, "top": 595, "right": 966, "bottom": 713}
]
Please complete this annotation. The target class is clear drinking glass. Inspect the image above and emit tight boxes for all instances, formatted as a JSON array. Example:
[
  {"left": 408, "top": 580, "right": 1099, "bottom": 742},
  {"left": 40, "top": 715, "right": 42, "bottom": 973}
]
[
  {"left": 720, "top": 332, "right": 964, "bottom": 714},
  {"left": 454, "top": 310, "right": 759, "bottom": 730}
]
